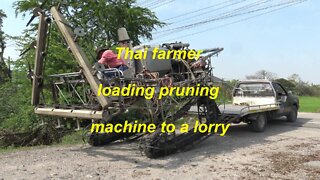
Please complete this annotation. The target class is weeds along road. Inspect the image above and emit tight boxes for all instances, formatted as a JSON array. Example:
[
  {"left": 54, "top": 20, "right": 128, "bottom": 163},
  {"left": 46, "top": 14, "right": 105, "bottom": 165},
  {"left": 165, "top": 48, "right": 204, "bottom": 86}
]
[{"left": 1, "top": 113, "right": 320, "bottom": 179}]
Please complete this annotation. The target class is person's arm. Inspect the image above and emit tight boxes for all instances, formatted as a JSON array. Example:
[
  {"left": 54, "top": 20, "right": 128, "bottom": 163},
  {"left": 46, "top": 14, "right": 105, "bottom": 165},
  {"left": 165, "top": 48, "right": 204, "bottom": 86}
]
[{"left": 98, "top": 58, "right": 110, "bottom": 68}]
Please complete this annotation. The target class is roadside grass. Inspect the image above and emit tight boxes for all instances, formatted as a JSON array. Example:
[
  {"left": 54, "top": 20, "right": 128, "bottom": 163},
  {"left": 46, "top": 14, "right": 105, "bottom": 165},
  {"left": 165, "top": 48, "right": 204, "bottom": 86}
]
[
  {"left": 59, "top": 130, "right": 84, "bottom": 145},
  {"left": 0, "top": 146, "right": 37, "bottom": 154},
  {"left": 0, "top": 131, "right": 85, "bottom": 154},
  {"left": 299, "top": 96, "right": 320, "bottom": 113}
]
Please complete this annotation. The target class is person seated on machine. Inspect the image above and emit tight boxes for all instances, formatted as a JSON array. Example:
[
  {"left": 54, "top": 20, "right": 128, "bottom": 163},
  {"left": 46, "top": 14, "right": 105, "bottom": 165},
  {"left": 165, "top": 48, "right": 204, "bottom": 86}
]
[
  {"left": 95, "top": 27, "right": 135, "bottom": 79},
  {"left": 97, "top": 49, "right": 128, "bottom": 72}
]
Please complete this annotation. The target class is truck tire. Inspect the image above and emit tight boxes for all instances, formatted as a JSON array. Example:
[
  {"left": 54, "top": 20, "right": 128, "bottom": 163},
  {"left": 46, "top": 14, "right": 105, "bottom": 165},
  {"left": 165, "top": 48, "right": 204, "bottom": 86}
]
[
  {"left": 287, "top": 106, "right": 298, "bottom": 122},
  {"left": 249, "top": 113, "right": 267, "bottom": 132}
]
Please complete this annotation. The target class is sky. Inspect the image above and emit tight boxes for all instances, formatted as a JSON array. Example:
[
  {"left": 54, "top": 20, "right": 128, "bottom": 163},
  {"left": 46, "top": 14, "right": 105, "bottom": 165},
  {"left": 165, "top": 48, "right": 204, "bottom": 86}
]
[{"left": 1, "top": 0, "right": 320, "bottom": 84}]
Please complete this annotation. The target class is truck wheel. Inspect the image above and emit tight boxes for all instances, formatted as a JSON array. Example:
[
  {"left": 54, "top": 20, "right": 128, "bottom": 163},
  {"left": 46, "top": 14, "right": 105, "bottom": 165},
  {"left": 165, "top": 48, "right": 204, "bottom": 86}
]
[
  {"left": 287, "top": 106, "right": 298, "bottom": 122},
  {"left": 249, "top": 113, "right": 267, "bottom": 132}
]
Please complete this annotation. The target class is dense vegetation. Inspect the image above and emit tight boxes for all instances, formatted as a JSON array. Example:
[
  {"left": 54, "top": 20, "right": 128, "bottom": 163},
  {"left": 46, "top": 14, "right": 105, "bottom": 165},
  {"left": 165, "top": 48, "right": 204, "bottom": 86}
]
[
  {"left": 0, "top": 0, "right": 164, "bottom": 147},
  {"left": 245, "top": 70, "right": 320, "bottom": 97},
  {"left": 216, "top": 71, "right": 320, "bottom": 113}
]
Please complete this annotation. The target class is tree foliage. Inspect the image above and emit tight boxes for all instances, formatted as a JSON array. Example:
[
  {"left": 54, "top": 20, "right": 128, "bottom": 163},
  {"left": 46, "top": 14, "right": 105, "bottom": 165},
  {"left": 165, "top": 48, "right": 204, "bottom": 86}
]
[
  {"left": 224, "top": 71, "right": 320, "bottom": 98},
  {"left": 14, "top": 0, "right": 164, "bottom": 47},
  {"left": 246, "top": 70, "right": 277, "bottom": 80},
  {"left": 275, "top": 78, "right": 297, "bottom": 93},
  {"left": 0, "top": 9, "right": 10, "bottom": 83},
  {"left": 246, "top": 71, "right": 320, "bottom": 96},
  {"left": 0, "top": 0, "right": 165, "bottom": 134},
  {"left": 12, "top": 0, "right": 165, "bottom": 85}
]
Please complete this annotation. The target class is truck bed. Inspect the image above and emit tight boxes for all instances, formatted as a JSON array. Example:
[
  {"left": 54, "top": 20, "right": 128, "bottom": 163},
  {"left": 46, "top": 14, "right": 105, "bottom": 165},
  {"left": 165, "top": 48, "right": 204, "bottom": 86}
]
[{"left": 218, "top": 103, "right": 280, "bottom": 117}]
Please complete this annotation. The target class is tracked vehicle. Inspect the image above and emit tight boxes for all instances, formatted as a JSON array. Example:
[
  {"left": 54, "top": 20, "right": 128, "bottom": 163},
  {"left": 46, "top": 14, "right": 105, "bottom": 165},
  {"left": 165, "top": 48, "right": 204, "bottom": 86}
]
[{"left": 27, "top": 5, "right": 226, "bottom": 158}]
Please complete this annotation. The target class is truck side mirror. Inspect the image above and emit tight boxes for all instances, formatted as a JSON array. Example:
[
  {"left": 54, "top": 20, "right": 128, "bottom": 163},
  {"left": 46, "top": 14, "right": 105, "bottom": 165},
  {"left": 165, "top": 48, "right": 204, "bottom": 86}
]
[{"left": 288, "top": 91, "right": 293, "bottom": 95}]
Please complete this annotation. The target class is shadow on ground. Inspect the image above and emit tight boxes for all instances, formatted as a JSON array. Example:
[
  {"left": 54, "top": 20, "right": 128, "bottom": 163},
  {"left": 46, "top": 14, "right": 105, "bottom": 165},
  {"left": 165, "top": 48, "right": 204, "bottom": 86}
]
[{"left": 72, "top": 116, "right": 312, "bottom": 169}]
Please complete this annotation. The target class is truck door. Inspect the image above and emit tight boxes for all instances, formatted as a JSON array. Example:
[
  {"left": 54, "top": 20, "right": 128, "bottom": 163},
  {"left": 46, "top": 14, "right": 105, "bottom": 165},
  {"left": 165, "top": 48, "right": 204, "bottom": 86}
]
[{"left": 272, "top": 83, "right": 290, "bottom": 114}]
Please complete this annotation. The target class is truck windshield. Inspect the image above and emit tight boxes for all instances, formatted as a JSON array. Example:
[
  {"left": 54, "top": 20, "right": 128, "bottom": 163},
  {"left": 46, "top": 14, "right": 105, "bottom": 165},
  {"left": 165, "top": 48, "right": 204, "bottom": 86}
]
[{"left": 234, "top": 83, "right": 274, "bottom": 97}]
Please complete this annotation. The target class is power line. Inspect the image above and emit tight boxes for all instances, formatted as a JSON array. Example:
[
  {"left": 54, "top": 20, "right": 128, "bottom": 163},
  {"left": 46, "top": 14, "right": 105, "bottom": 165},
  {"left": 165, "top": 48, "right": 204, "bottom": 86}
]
[
  {"left": 168, "top": 0, "right": 268, "bottom": 25},
  {"left": 136, "top": 0, "right": 152, "bottom": 6},
  {"left": 154, "top": 0, "right": 276, "bottom": 34},
  {"left": 155, "top": 0, "right": 301, "bottom": 36},
  {"left": 145, "top": 0, "right": 166, "bottom": 8},
  {"left": 137, "top": 0, "right": 157, "bottom": 6},
  {"left": 135, "top": 0, "right": 162, "bottom": 7},
  {"left": 156, "top": 0, "right": 266, "bottom": 33},
  {"left": 150, "top": 0, "right": 175, "bottom": 9},
  {"left": 148, "top": 0, "right": 307, "bottom": 44},
  {"left": 162, "top": 0, "right": 237, "bottom": 22}
]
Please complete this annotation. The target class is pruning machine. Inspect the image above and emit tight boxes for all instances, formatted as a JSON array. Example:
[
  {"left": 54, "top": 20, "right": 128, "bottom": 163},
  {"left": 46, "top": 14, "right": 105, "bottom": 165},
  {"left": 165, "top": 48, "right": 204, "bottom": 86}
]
[{"left": 26, "top": 5, "right": 225, "bottom": 158}]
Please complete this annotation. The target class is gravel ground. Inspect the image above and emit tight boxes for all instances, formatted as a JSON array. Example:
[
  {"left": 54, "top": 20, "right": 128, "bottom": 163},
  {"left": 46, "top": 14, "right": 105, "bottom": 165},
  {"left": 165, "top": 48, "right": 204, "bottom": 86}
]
[{"left": 1, "top": 112, "right": 320, "bottom": 180}]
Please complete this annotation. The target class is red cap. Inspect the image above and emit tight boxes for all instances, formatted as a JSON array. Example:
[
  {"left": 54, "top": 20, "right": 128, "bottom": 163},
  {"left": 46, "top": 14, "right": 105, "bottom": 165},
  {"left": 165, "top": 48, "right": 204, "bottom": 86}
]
[
  {"left": 102, "top": 50, "right": 117, "bottom": 60},
  {"left": 98, "top": 50, "right": 117, "bottom": 64}
]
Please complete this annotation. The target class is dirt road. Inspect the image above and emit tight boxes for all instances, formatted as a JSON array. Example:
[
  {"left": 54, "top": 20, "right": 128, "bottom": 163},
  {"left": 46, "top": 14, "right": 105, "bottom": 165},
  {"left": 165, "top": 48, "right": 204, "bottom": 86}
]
[{"left": 1, "top": 113, "right": 320, "bottom": 179}]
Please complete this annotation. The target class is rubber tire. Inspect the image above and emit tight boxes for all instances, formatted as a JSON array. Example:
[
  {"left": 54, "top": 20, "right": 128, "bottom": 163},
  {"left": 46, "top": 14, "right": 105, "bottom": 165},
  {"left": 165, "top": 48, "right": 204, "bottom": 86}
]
[
  {"left": 249, "top": 113, "right": 267, "bottom": 132},
  {"left": 287, "top": 106, "right": 298, "bottom": 122}
]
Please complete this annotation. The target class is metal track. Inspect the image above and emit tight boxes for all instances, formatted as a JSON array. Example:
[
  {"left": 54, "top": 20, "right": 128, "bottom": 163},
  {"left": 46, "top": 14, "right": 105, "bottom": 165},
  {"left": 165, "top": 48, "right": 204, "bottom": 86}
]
[{"left": 140, "top": 96, "right": 220, "bottom": 158}]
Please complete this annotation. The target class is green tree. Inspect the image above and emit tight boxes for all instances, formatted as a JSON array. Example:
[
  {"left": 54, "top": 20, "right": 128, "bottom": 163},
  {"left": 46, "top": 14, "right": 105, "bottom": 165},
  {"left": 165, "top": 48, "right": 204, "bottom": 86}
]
[
  {"left": 286, "top": 74, "right": 320, "bottom": 96},
  {"left": 0, "top": 0, "right": 165, "bottom": 133},
  {"left": 13, "top": 0, "right": 165, "bottom": 84},
  {"left": 288, "top": 73, "right": 301, "bottom": 83},
  {"left": 14, "top": 0, "right": 164, "bottom": 47},
  {"left": 0, "top": 9, "right": 10, "bottom": 83},
  {"left": 275, "top": 78, "right": 297, "bottom": 94},
  {"left": 246, "top": 70, "right": 277, "bottom": 80}
]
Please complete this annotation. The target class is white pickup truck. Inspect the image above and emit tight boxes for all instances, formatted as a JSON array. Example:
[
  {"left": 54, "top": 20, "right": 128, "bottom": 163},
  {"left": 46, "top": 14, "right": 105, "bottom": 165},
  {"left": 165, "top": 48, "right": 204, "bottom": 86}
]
[{"left": 218, "top": 79, "right": 299, "bottom": 132}]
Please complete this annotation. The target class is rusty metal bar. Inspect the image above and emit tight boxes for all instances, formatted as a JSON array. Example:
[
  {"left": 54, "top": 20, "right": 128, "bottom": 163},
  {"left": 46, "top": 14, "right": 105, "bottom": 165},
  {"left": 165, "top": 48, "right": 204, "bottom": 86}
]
[
  {"left": 35, "top": 107, "right": 103, "bottom": 119},
  {"left": 31, "top": 12, "right": 48, "bottom": 105},
  {"left": 50, "top": 6, "right": 109, "bottom": 108}
]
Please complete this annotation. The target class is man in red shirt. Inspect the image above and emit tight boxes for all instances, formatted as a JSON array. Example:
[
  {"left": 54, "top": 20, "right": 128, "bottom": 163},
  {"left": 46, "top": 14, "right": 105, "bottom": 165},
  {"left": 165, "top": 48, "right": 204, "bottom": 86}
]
[
  {"left": 97, "top": 28, "right": 132, "bottom": 72},
  {"left": 98, "top": 49, "right": 128, "bottom": 71}
]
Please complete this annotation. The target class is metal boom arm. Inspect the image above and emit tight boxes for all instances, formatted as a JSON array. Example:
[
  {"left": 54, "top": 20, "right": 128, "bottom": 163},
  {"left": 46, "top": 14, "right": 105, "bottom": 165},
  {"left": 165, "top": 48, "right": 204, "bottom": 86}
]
[
  {"left": 50, "top": 6, "right": 109, "bottom": 108},
  {"left": 31, "top": 12, "right": 48, "bottom": 106}
]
